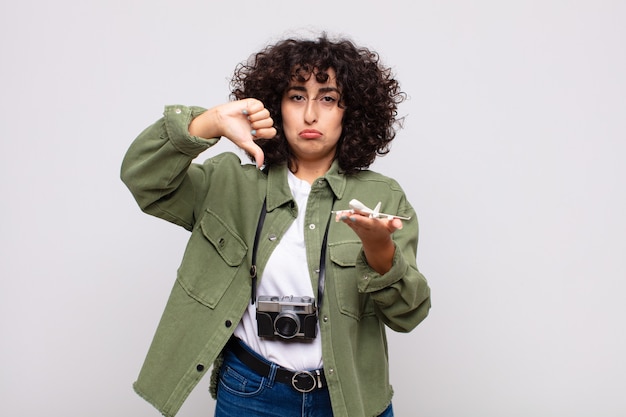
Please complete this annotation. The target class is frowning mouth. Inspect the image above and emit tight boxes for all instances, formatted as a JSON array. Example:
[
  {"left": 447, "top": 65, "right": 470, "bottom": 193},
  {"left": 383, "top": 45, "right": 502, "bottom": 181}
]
[{"left": 299, "top": 129, "right": 322, "bottom": 139}]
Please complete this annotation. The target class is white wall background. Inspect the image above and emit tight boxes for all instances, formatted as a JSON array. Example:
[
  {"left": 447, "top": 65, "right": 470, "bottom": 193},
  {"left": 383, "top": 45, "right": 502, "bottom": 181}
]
[{"left": 1, "top": 1, "right": 625, "bottom": 416}]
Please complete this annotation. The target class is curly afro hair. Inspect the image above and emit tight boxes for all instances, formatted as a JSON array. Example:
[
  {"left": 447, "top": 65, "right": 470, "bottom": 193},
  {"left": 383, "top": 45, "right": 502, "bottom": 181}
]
[{"left": 230, "top": 34, "right": 406, "bottom": 174}]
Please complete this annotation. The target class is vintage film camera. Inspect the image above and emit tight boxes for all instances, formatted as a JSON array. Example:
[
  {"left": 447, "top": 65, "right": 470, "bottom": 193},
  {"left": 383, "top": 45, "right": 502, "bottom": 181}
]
[{"left": 256, "top": 295, "right": 318, "bottom": 340}]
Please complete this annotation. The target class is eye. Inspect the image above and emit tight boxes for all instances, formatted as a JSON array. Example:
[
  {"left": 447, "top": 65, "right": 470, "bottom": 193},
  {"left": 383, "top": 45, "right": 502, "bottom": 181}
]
[
  {"left": 319, "top": 93, "right": 341, "bottom": 106},
  {"left": 289, "top": 94, "right": 306, "bottom": 102}
]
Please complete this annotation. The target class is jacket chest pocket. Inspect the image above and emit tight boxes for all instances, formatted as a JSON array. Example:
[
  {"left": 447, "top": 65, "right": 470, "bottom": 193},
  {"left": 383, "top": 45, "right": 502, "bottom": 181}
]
[
  {"left": 177, "top": 210, "right": 248, "bottom": 308},
  {"left": 329, "top": 241, "right": 376, "bottom": 320}
]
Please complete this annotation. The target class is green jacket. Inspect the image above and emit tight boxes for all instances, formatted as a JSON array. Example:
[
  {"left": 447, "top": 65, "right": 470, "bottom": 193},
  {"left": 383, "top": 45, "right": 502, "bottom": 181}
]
[{"left": 121, "top": 105, "right": 431, "bottom": 417}]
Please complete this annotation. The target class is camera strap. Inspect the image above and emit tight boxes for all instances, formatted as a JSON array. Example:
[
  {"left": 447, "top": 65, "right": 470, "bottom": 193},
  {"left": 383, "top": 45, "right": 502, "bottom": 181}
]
[
  {"left": 250, "top": 196, "right": 335, "bottom": 312},
  {"left": 249, "top": 199, "right": 267, "bottom": 305}
]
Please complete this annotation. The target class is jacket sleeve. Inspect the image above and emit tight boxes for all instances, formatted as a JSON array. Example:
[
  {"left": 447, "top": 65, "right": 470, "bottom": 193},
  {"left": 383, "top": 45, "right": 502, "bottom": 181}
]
[
  {"left": 355, "top": 194, "right": 431, "bottom": 332},
  {"left": 120, "top": 105, "right": 217, "bottom": 231}
]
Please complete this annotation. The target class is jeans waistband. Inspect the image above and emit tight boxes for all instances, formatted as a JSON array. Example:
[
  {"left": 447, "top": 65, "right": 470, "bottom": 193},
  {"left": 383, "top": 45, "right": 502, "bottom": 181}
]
[{"left": 226, "top": 337, "right": 327, "bottom": 393}]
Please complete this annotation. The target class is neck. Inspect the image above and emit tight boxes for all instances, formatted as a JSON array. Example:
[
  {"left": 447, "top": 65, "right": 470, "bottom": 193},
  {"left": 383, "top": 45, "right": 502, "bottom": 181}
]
[{"left": 290, "top": 158, "right": 334, "bottom": 184}]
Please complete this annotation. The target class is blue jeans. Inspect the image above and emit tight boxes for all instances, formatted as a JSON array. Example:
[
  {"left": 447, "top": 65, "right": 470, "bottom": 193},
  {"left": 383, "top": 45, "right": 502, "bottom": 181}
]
[{"left": 215, "top": 342, "right": 394, "bottom": 417}]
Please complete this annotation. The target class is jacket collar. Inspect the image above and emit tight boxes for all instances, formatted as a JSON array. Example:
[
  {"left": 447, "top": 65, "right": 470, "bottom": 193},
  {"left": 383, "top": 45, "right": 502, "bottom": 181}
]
[{"left": 265, "top": 160, "right": 346, "bottom": 211}]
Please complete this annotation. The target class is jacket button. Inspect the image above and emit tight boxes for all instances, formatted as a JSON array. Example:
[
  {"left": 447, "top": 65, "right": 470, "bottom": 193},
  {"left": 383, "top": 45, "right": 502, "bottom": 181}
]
[
  {"left": 196, "top": 364, "right": 205, "bottom": 372},
  {"left": 225, "top": 320, "right": 232, "bottom": 327}
]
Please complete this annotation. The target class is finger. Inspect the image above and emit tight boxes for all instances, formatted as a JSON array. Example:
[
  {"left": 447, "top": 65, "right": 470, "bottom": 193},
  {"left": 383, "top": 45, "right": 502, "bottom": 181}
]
[
  {"left": 251, "top": 126, "right": 277, "bottom": 140},
  {"left": 241, "top": 98, "right": 264, "bottom": 116},
  {"left": 250, "top": 115, "right": 275, "bottom": 132},
  {"left": 336, "top": 214, "right": 360, "bottom": 230},
  {"left": 246, "top": 108, "right": 271, "bottom": 123},
  {"left": 250, "top": 117, "right": 275, "bottom": 131},
  {"left": 340, "top": 215, "right": 401, "bottom": 234}
]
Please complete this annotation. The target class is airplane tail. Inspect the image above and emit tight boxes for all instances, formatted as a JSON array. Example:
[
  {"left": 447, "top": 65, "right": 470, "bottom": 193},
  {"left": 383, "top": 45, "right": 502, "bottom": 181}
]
[{"left": 372, "top": 202, "right": 382, "bottom": 217}]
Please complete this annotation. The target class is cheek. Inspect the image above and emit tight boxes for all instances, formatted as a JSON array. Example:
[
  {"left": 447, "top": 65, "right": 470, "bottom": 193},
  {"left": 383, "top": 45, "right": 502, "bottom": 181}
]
[
  {"left": 280, "top": 119, "right": 296, "bottom": 142},
  {"left": 279, "top": 113, "right": 291, "bottom": 132},
  {"left": 281, "top": 108, "right": 298, "bottom": 131},
  {"left": 332, "top": 114, "right": 344, "bottom": 134},
  {"left": 279, "top": 102, "right": 290, "bottom": 123},
  {"left": 335, "top": 108, "right": 345, "bottom": 125}
]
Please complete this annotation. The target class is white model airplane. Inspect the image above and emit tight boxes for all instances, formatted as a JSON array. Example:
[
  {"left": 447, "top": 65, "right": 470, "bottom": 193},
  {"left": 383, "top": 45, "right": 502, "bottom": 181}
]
[{"left": 333, "top": 199, "right": 411, "bottom": 221}]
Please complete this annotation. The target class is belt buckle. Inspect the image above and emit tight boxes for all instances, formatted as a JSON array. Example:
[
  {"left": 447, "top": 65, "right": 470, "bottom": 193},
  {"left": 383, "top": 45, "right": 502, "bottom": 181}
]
[{"left": 291, "top": 370, "right": 318, "bottom": 393}]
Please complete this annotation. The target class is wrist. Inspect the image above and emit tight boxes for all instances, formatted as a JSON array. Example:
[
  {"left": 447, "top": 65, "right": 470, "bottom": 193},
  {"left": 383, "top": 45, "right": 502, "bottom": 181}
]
[
  {"left": 188, "top": 108, "right": 220, "bottom": 139},
  {"left": 362, "top": 238, "right": 395, "bottom": 275}
]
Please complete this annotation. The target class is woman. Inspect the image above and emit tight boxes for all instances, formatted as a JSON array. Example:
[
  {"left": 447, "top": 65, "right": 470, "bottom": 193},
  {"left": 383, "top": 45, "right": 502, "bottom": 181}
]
[{"left": 121, "top": 33, "right": 430, "bottom": 417}]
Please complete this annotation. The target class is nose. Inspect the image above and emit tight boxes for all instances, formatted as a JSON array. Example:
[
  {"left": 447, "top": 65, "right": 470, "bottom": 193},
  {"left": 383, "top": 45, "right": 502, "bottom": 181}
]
[{"left": 304, "top": 100, "right": 318, "bottom": 124}]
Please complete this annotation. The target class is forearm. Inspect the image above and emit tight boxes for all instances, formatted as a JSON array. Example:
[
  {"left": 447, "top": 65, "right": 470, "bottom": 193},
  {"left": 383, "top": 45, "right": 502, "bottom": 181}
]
[
  {"left": 120, "top": 105, "right": 216, "bottom": 229},
  {"left": 361, "top": 236, "right": 396, "bottom": 275},
  {"left": 357, "top": 247, "right": 430, "bottom": 332},
  {"left": 356, "top": 218, "right": 431, "bottom": 332}
]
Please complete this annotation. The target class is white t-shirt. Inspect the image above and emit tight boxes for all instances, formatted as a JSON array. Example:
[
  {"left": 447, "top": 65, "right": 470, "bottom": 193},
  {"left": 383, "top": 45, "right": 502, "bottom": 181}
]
[{"left": 233, "top": 170, "right": 323, "bottom": 371}]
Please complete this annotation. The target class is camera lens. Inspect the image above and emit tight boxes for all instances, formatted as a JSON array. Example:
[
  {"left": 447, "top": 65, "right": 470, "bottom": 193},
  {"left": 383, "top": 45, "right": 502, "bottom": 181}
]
[{"left": 274, "top": 312, "right": 300, "bottom": 339}]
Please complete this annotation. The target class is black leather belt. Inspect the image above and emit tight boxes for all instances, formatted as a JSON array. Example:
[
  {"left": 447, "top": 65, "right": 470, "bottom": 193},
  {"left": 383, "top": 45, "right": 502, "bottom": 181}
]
[{"left": 227, "top": 338, "right": 327, "bottom": 393}]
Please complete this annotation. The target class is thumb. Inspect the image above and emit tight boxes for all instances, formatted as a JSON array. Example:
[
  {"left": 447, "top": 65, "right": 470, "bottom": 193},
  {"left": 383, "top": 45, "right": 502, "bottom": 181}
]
[
  {"left": 241, "top": 141, "right": 265, "bottom": 169},
  {"left": 389, "top": 218, "right": 404, "bottom": 232}
]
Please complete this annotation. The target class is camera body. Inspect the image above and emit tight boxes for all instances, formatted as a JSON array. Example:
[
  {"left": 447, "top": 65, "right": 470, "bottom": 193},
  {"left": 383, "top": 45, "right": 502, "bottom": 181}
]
[{"left": 256, "top": 295, "right": 318, "bottom": 340}]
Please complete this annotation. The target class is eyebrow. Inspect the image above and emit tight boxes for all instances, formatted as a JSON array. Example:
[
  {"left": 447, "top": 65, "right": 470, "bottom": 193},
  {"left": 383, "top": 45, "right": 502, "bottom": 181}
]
[{"left": 285, "top": 86, "right": 341, "bottom": 95}]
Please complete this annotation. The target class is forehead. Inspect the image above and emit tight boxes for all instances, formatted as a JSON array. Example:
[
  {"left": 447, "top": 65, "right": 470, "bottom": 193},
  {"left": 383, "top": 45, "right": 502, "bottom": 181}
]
[{"left": 289, "top": 66, "right": 337, "bottom": 86}]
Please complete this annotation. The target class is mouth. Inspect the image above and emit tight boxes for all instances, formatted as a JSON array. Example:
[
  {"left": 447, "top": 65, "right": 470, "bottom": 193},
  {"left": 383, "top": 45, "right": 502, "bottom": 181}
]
[{"left": 299, "top": 129, "right": 322, "bottom": 139}]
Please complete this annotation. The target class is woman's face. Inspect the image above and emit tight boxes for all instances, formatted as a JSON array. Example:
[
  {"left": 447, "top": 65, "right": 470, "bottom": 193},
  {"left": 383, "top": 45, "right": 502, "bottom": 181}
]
[{"left": 281, "top": 68, "right": 345, "bottom": 166}]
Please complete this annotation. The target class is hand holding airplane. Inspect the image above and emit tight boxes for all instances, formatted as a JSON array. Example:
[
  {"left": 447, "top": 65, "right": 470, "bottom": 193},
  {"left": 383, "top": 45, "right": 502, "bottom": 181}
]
[{"left": 333, "top": 199, "right": 411, "bottom": 221}]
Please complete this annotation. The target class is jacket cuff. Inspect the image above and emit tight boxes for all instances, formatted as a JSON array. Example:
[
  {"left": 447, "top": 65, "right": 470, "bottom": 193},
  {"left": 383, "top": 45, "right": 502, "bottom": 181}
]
[
  {"left": 163, "top": 105, "right": 220, "bottom": 156},
  {"left": 356, "top": 243, "right": 407, "bottom": 293}
]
